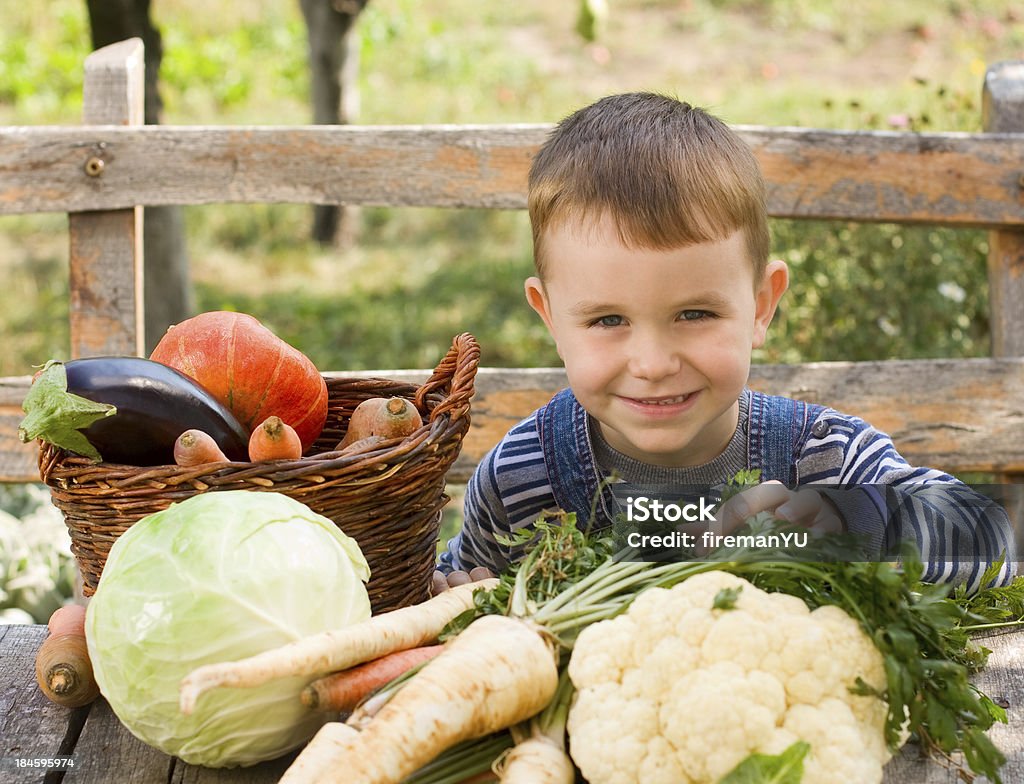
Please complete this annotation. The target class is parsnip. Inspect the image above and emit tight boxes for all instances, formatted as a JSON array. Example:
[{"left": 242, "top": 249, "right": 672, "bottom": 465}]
[
  {"left": 496, "top": 737, "right": 576, "bottom": 783},
  {"left": 179, "top": 578, "right": 496, "bottom": 715},
  {"left": 280, "top": 614, "right": 559, "bottom": 784},
  {"left": 495, "top": 665, "right": 576, "bottom": 783},
  {"left": 282, "top": 724, "right": 362, "bottom": 784}
]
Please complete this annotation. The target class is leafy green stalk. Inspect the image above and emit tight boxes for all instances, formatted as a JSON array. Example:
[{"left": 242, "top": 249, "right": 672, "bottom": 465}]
[{"left": 402, "top": 733, "right": 512, "bottom": 784}]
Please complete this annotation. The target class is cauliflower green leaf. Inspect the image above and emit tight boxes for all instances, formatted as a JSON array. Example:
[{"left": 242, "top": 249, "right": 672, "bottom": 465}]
[{"left": 719, "top": 740, "right": 810, "bottom": 784}]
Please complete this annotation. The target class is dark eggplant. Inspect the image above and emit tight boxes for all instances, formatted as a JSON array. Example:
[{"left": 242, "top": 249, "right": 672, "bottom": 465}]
[{"left": 58, "top": 357, "right": 248, "bottom": 465}]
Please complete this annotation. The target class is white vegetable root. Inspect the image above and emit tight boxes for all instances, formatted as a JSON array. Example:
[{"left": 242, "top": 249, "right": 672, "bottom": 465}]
[
  {"left": 179, "top": 578, "right": 497, "bottom": 715},
  {"left": 495, "top": 736, "right": 576, "bottom": 783},
  {"left": 280, "top": 614, "right": 560, "bottom": 784}
]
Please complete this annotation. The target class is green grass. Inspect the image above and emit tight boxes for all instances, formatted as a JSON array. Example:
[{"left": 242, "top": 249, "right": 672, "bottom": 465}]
[{"left": 2, "top": 0, "right": 1023, "bottom": 377}]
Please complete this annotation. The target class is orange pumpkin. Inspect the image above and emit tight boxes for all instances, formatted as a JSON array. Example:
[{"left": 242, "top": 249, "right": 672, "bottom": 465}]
[{"left": 150, "top": 311, "right": 328, "bottom": 451}]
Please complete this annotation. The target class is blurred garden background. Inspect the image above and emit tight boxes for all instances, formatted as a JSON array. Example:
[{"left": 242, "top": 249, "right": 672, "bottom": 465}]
[{"left": 2, "top": 0, "right": 1023, "bottom": 619}]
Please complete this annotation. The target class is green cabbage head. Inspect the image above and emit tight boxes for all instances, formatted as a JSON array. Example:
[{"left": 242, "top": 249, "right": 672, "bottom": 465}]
[{"left": 85, "top": 490, "right": 371, "bottom": 767}]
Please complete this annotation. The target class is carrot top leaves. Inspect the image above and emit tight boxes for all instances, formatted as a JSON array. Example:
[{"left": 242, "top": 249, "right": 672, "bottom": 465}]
[{"left": 443, "top": 510, "right": 617, "bottom": 640}]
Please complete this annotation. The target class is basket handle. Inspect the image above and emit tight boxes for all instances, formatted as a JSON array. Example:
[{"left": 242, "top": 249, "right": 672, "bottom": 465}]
[{"left": 415, "top": 333, "right": 480, "bottom": 424}]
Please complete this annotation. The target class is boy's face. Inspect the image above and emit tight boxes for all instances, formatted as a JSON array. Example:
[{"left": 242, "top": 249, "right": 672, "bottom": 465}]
[{"left": 526, "top": 215, "right": 787, "bottom": 467}]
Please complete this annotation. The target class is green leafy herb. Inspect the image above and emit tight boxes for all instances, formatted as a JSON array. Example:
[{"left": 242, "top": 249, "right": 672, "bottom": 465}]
[
  {"left": 719, "top": 740, "right": 810, "bottom": 784},
  {"left": 713, "top": 585, "right": 743, "bottom": 610},
  {"left": 952, "top": 556, "right": 1024, "bottom": 632},
  {"left": 17, "top": 361, "right": 115, "bottom": 462}
]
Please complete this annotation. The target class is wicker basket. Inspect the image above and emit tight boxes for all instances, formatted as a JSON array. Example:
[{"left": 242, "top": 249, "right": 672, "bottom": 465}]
[{"left": 38, "top": 333, "right": 480, "bottom": 614}]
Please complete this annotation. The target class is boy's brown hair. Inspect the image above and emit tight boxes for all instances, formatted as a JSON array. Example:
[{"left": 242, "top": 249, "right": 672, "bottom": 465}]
[{"left": 528, "top": 92, "right": 770, "bottom": 283}]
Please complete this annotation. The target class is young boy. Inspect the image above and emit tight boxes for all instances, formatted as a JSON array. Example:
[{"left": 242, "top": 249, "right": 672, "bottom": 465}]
[{"left": 434, "top": 92, "right": 1017, "bottom": 592}]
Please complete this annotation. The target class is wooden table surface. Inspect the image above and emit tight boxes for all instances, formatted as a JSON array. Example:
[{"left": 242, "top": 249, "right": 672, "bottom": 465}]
[{"left": 2, "top": 623, "right": 1021, "bottom": 784}]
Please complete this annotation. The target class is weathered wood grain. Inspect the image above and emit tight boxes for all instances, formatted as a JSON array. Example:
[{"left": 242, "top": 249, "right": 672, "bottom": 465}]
[
  {"left": 0, "top": 625, "right": 83, "bottom": 784},
  {"left": 64, "top": 698, "right": 173, "bottom": 784},
  {"left": 0, "top": 376, "right": 40, "bottom": 485},
  {"left": 80, "top": 39, "right": 145, "bottom": 127},
  {"left": 171, "top": 753, "right": 297, "bottom": 784},
  {"left": 3, "top": 358, "right": 1023, "bottom": 484},
  {"left": 1, "top": 124, "right": 1023, "bottom": 228},
  {"left": 67, "top": 210, "right": 143, "bottom": 359},
  {"left": 67, "top": 38, "right": 145, "bottom": 359}
]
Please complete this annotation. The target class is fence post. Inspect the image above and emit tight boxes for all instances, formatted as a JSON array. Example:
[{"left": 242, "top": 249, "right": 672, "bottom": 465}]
[
  {"left": 982, "top": 61, "right": 1024, "bottom": 490},
  {"left": 982, "top": 61, "right": 1024, "bottom": 359},
  {"left": 68, "top": 38, "right": 145, "bottom": 358}
]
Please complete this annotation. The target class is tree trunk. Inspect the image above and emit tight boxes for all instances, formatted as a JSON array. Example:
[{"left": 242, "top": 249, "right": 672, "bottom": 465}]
[
  {"left": 299, "top": 0, "right": 367, "bottom": 247},
  {"left": 85, "top": 0, "right": 194, "bottom": 352}
]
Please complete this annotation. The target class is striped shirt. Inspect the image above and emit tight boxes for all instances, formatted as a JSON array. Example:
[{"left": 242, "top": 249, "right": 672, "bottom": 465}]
[{"left": 439, "top": 389, "right": 1017, "bottom": 590}]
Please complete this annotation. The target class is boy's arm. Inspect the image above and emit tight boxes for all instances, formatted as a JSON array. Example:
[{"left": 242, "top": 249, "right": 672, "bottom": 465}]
[
  {"left": 436, "top": 453, "right": 515, "bottom": 577},
  {"left": 435, "top": 412, "right": 559, "bottom": 590},
  {"left": 722, "top": 414, "right": 1018, "bottom": 590},
  {"left": 820, "top": 418, "right": 1017, "bottom": 589}
]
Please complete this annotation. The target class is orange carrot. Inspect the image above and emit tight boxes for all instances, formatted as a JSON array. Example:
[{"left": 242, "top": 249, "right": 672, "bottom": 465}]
[
  {"left": 301, "top": 644, "right": 446, "bottom": 712},
  {"left": 248, "top": 416, "right": 303, "bottom": 461},
  {"left": 47, "top": 604, "right": 87, "bottom": 638},
  {"left": 339, "top": 397, "right": 422, "bottom": 448},
  {"left": 36, "top": 614, "right": 99, "bottom": 709},
  {"left": 174, "top": 429, "right": 230, "bottom": 466}
]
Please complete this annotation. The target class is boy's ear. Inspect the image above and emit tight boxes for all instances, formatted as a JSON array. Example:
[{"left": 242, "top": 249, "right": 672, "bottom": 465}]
[
  {"left": 752, "top": 260, "right": 789, "bottom": 348},
  {"left": 524, "top": 276, "right": 555, "bottom": 332},
  {"left": 524, "top": 276, "right": 563, "bottom": 359}
]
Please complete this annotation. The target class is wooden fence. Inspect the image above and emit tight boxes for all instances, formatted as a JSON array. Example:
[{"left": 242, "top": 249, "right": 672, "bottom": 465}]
[{"left": 1, "top": 39, "right": 1023, "bottom": 484}]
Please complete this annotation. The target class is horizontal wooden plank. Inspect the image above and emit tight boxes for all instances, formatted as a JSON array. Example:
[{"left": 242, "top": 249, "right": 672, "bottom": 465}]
[
  {"left": 3, "top": 358, "right": 1024, "bottom": 485},
  {"left": 1, "top": 125, "right": 1023, "bottom": 227}
]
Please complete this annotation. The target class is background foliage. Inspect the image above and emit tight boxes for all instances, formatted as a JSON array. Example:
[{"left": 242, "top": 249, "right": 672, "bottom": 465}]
[{"left": 1, "top": 0, "right": 1022, "bottom": 377}]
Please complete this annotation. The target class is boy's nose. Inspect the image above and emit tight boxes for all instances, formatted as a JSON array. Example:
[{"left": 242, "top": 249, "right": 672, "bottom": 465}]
[{"left": 626, "top": 333, "right": 681, "bottom": 381}]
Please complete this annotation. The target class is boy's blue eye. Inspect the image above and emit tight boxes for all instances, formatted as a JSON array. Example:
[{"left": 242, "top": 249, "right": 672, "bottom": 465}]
[
  {"left": 592, "top": 315, "right": 624, "bottom": 328},
  {"left": 679, "top": 310, "right": 712, "bottom": 321}
]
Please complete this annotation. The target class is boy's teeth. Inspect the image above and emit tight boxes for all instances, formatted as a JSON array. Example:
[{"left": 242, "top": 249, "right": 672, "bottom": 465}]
[{"left": 641, "top": 394, "right": 689, "bottom": 405}]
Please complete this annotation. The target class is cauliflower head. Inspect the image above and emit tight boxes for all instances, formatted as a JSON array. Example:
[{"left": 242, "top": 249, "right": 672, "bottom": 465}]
[{"left": 566, "top": 571, "right": 892, "bottom": 784}]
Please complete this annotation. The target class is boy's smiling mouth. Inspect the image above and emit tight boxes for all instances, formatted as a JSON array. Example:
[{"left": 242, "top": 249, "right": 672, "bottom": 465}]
[
  {"left": 634, "top": 394, "right": 691, "bottom": 406},
  {"left": 618, "top": 392, "right": 698, "bottom": 411}
]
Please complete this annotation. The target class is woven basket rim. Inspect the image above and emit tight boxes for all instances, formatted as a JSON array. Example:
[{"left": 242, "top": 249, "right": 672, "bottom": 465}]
[{"left": 38, "top": 332, "right": 480, "bottom": 488}]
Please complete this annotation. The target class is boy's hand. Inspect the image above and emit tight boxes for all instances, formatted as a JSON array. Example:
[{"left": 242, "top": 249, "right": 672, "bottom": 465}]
[
  {"left": 716, "top": 480, "right": 845, "bottom": 536},
  {"left": 430, "top": 566, "right": 495, "bottom": 596}
]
